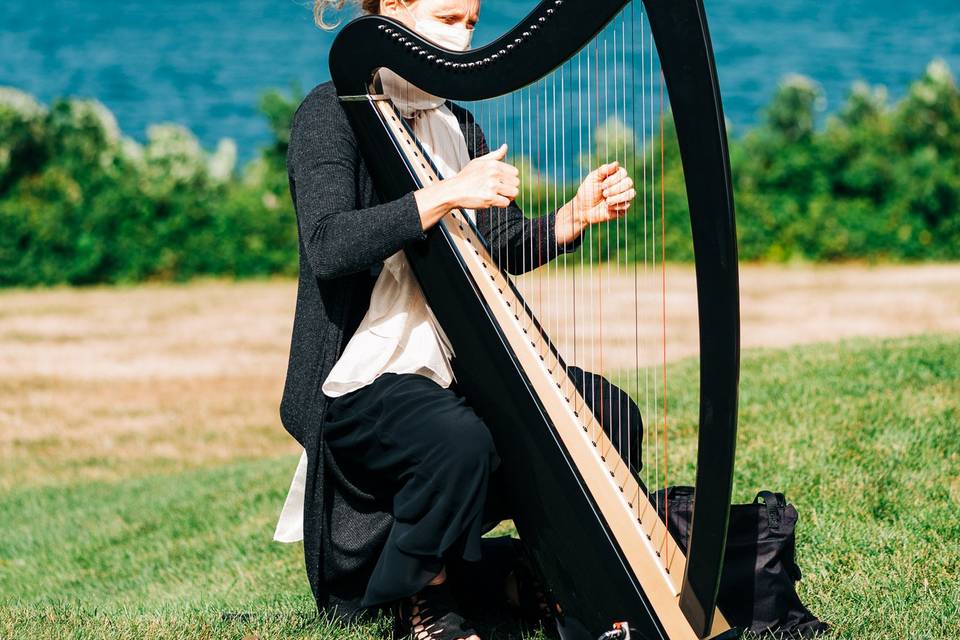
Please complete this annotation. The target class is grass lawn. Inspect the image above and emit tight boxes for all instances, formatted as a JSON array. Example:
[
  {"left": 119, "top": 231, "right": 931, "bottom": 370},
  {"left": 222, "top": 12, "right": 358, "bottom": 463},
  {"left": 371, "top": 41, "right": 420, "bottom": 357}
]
[{"left": 1, "top": 334, "right": 958, "bottom": 639}]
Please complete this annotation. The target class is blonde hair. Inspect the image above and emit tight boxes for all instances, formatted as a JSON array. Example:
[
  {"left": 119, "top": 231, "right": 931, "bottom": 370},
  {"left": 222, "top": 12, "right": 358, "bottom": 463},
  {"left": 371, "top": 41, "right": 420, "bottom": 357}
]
[{"left": 313, "top": 1, "right": 398, "bottom": 29}]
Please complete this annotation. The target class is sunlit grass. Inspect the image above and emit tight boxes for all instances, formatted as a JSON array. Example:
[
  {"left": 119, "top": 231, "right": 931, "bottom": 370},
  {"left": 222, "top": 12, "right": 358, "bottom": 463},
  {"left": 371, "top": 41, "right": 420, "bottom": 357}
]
[{"left": 2, "top": 335, "right": 957, "bottom": 638}]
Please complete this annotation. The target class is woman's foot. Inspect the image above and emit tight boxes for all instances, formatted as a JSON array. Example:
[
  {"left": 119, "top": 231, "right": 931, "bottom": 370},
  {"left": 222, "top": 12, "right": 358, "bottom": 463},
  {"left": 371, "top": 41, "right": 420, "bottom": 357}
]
[{"left": 395, "top": 575, "right": 480, "bottom": 640}]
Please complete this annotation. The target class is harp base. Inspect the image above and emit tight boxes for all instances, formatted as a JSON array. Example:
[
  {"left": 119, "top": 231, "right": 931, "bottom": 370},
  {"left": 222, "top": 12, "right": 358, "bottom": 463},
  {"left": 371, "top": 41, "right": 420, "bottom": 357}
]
[{"left": 564, "top": 620, "right": 742, "bottom": 640}]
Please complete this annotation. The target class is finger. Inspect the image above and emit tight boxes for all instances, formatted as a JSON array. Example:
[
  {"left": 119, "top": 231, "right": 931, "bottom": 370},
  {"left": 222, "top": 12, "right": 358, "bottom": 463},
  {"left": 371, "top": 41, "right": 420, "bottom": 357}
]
[
  {"left": 498, "top": 184, "right": 520, "bottom": 199},
  {"left": 584, "top": 161, "right": 616, "bottom": 183},
  {"left": 491, "top": 195, "right": 512, "bottom": 208},
  {"left": 602, "top": 175, "right": 633, "bottom": 197},
  {"left": 483, "top": 143, "right": 508, "bottom": 161},
  {"left": 601, "top": 168, "right": 630, "bottom": 191},
  {"left": 496, "top": 162, "right": 520, "bottom": 177},
  {"left": 596, "top": 161, "right": 620, "bottom": 181},
  {"left": 605, "top": 188, "right": 637, "bottom": 206}
]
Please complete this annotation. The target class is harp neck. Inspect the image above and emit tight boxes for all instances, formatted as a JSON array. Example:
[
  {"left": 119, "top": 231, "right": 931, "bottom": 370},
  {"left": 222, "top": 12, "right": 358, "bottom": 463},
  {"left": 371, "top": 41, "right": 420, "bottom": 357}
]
[{"left": 329, "top": 0, "right": 630, "bottom": 100}]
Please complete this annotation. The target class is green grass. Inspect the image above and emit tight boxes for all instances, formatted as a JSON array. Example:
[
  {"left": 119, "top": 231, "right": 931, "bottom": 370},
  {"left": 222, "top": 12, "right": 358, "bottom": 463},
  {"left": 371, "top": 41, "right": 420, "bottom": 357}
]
[{"left": 2, "top": 335, "right": 958, "bottom": 639}]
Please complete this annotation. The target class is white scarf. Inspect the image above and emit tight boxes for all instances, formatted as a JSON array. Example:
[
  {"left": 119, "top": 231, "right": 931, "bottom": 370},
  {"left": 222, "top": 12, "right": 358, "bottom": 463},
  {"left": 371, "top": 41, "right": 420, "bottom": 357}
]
[
  {"left": 379, "top": 68, "right": 473, "bottom": 203},
  {"left": 273, "top": 73, "right": 473, "bottom": 544}
]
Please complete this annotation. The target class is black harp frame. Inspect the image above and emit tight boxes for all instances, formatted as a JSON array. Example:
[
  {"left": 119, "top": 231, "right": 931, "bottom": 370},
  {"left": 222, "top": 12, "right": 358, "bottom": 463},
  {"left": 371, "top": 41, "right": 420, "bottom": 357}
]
[{"left": 328, "top": 0, "right": 740, "bottom": 638}]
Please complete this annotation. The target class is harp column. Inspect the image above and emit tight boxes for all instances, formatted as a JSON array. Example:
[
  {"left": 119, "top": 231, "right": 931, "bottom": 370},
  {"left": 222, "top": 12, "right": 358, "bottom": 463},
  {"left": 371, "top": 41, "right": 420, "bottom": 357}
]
[{"left": 642, "top": 0, "right": 741, "bottom": 635}]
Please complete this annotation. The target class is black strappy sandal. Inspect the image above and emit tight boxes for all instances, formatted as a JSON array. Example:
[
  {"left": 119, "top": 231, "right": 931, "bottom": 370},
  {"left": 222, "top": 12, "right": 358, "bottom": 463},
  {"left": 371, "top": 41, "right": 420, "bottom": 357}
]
[{"left": 394, "top": 582, "right": 479, "bottom": 640}]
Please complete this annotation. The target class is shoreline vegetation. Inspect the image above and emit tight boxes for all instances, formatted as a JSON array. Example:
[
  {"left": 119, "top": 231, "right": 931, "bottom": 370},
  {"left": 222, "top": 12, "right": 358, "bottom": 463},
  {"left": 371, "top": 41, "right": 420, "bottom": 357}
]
[{"left": 1, "top": 59, "right": 959, "bottom": 287}]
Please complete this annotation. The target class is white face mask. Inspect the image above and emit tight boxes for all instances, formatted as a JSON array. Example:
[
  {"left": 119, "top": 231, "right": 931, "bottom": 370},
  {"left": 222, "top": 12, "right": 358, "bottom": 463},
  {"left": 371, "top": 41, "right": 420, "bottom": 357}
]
[
  {"left": 380, "top": 2, "right": 475, "bottom": 117},
  {"left": 417, "top": 19, "right": 473, "bottom": 51},
  {"left": 400, "top": 1, "right": 474, "bottom": 52}
]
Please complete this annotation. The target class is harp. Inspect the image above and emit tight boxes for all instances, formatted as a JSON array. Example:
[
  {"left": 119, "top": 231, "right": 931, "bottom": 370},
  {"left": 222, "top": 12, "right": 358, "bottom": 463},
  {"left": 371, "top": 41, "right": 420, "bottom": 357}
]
[{"left": 328, "top": 1, "right": 740, "bottom": 638}]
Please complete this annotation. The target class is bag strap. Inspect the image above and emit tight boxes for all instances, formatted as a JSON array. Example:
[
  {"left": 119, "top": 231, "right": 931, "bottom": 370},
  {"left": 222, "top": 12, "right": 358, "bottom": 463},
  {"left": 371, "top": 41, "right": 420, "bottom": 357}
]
[{"left": 755, "top": 490, "right": 787, "bottom": 531}]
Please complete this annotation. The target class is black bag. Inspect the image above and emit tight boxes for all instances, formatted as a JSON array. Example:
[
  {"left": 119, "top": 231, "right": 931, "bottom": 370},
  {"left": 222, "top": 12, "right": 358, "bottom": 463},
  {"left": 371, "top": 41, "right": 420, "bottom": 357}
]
[{"left": 650, "top": 487, "right": 830, "bottom": 638}]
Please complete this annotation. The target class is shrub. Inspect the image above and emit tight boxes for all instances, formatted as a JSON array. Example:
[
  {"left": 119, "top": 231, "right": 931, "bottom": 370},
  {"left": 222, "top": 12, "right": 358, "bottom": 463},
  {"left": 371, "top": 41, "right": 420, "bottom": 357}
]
[
  {"left": 0, "top": 61, "right": 958, "bottom": 288},
  {"left": 0, "top": 88, "right": 299, "bottom": 286}
]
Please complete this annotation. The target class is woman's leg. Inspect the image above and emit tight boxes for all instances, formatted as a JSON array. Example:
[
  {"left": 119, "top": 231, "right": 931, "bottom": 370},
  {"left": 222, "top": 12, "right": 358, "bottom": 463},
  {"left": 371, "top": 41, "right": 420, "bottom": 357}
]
[{"left": 322, "top": 372, "right": 499, "bottom": 608}]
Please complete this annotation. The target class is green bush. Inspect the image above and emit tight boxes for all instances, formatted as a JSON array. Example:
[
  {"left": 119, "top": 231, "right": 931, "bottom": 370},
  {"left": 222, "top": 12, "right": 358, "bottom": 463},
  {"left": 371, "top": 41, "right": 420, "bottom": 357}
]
[
  {"left": 529, "top": 60, "right": 960, "bottom": 266},
  {"left": 732, "top": 60, "right": 960, "bottom": 261},
  {"left": 0, "top": 87, "right": 299, "bottom": 286},
  {"left": 0, "top": 61, "right": 958, "bottom": 287}
]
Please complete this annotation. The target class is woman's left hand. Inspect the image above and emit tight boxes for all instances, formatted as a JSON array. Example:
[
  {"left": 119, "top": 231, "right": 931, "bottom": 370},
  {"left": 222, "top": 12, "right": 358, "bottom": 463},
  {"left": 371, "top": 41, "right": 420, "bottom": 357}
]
[{"left": 555, "top": 161, "right": 636, "bottom": 244}]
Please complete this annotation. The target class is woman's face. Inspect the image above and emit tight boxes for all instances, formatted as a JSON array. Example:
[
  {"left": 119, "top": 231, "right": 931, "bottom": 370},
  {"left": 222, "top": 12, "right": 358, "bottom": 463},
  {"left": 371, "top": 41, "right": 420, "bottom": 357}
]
[{"left": 383, "top": 0, "right": 480, "bottom": 32}]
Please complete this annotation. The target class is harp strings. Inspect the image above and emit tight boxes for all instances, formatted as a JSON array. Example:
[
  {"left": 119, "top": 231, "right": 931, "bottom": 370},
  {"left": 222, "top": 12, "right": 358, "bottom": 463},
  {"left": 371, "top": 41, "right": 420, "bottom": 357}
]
[{"left": 459, "top": 4, "right": 679, "bottom": 570}]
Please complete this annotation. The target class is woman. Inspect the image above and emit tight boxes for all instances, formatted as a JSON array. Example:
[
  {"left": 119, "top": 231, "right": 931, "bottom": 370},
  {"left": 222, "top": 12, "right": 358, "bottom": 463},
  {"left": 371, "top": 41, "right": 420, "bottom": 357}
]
[{"left": 277, "top": 1, "right": 639, "bottom": 638}]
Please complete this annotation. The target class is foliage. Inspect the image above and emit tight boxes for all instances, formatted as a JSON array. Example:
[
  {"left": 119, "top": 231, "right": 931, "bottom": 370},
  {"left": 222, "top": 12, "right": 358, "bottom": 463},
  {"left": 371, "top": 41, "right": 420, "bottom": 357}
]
[
  {"left": 0, "top": 87, "right": 300, "bottom": 286},
  {"left": 1, "top": 61, "right": 959, "bottom": 287},
  {"left": 733, "top": 60, "right": 960, "bottom": 261},
  {"left": 524, "top": 59, "right": 960, "bottom": 267}
]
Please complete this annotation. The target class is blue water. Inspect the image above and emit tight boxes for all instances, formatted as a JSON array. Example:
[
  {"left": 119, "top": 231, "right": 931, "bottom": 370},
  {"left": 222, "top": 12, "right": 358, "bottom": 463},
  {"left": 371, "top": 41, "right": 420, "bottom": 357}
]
[{"left": 2, "top": 0, "right": 958, "bottom": 161}]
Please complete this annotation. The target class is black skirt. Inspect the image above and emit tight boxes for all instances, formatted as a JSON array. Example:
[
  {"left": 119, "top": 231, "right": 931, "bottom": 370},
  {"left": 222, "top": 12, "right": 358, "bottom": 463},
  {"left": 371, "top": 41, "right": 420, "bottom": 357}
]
[
  {"left": 323, "top": 373, "right": 502, "bottom": 606},
  {"left": 322, "top": 367, "right": 642, "bottom": 607}
]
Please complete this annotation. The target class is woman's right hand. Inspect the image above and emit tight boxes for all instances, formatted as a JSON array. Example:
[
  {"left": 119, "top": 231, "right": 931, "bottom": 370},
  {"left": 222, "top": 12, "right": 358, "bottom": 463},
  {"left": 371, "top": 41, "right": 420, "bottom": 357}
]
[
  {"left": 414, "top": 144, "right": 520, "bottom": 231},
  {"left": 444, "top": 143, "right": 520, "bottom": 209}
]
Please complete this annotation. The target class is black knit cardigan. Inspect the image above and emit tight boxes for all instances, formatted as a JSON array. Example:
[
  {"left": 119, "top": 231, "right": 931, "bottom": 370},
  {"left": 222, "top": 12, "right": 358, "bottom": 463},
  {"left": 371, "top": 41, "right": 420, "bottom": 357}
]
[{"left": 279, "top": 81, "right": 581, "bottom": 614}]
